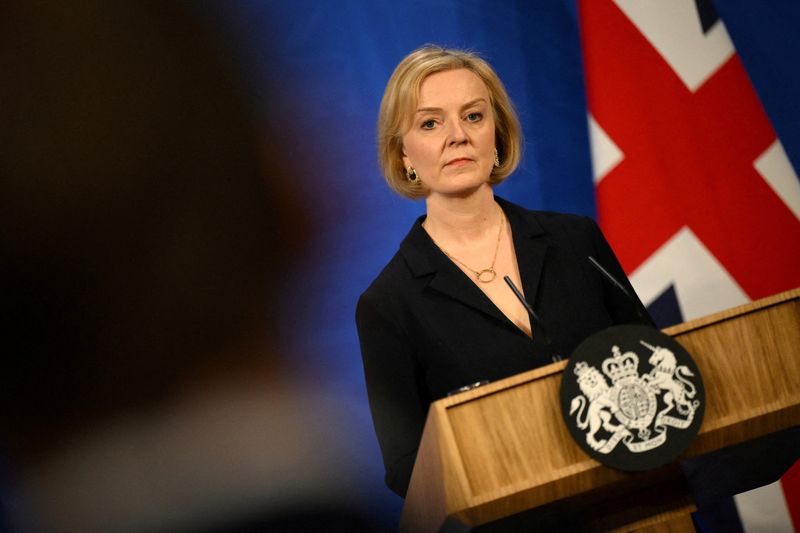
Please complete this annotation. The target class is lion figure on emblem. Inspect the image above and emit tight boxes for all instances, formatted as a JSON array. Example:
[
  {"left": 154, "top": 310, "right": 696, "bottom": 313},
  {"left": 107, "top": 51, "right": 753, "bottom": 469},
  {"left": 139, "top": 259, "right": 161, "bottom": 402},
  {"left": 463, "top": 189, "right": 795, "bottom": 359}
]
[{"left": 569, "top": 363, "right": 625, "bottom": 451}]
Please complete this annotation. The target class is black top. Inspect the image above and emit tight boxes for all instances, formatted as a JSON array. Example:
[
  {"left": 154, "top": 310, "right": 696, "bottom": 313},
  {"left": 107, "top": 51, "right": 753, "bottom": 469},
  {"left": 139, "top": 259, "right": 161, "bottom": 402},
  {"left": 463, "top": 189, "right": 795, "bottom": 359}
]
[{"left": 356, "top": 197, "right": 651, "bottom": 497}]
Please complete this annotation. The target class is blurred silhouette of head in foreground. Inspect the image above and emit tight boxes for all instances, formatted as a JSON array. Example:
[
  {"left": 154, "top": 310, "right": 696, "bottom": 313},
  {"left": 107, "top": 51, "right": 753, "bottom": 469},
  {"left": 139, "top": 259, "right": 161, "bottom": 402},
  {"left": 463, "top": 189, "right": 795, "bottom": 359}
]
[{"left": 0, "top": 3, "right": 375, "bottom": 531}]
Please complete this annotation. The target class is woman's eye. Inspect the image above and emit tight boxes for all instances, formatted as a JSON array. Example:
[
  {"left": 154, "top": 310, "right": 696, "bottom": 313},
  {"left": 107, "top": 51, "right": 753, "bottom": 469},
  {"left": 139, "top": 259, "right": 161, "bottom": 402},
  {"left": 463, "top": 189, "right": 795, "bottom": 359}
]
[
  {"left": 421, "top": 119, "right": 436, "bottom": 130},
  {"left": 466, "top": 112, "right": 483, "bottom": 122}
]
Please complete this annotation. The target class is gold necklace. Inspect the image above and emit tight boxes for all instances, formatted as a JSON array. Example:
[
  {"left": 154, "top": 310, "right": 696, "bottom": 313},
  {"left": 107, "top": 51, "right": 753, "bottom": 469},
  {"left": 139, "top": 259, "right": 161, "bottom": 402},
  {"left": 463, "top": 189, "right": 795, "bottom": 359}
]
[{"left": 428, "top": 205, "right": 505, "bottom": 283}]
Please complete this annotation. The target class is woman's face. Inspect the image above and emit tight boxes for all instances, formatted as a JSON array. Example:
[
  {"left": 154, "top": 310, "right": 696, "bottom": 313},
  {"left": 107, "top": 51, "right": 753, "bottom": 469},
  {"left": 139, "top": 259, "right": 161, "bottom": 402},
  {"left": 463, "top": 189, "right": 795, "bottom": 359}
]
[{"left": 401, "top": 69, "right": 496, "bottom": 199}]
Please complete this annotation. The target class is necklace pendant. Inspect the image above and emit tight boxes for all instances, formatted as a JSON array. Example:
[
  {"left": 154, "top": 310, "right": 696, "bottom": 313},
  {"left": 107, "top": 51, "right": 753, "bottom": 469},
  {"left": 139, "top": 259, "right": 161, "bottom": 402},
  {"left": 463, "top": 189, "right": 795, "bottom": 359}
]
[{"left": 476, "top": 268, "right": 496, "bottom": 283}]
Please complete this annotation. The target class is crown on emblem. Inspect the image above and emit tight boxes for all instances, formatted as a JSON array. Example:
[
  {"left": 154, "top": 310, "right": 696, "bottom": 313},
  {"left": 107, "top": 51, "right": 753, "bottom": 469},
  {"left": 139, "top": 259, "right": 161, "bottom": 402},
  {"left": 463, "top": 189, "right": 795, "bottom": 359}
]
[
  {"left": 602, "top": 345, "right": 639, "bottom": 384},
  {"left": 574, "top": 361, "right": 590, "bottom": 377}
]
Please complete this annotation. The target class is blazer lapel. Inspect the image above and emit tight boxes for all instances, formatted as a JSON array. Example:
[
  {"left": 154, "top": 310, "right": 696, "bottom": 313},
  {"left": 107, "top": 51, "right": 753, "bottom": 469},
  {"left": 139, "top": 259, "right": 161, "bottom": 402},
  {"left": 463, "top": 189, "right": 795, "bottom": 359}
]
[
  {"left": 400, "top": 218, "right": 509, "bottom": 324},
  {"left": 498, "top": 197, "right": 548, "bottom": 312}
]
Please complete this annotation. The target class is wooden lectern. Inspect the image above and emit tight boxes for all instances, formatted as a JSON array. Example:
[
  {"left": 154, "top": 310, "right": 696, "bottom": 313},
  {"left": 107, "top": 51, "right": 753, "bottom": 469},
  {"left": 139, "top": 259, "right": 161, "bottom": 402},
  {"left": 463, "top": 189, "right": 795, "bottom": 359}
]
[{"left": 401, "top": 288, "right": 800, "bottom": 532}]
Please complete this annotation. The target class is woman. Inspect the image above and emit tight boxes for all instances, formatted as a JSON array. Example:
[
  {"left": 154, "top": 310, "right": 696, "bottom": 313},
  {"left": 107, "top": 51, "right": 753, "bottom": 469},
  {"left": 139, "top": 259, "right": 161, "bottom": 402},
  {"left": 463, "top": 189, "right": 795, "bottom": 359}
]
[{"left": 356, "top": 46, "right": 651, "bottom": 498}]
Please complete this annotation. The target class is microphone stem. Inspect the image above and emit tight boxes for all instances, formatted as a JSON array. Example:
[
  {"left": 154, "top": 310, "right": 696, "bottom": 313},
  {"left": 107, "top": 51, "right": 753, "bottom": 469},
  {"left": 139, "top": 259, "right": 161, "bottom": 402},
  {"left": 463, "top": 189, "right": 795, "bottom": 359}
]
[{"left": 503, "top": 276, "right": 562, "bottom": 362}]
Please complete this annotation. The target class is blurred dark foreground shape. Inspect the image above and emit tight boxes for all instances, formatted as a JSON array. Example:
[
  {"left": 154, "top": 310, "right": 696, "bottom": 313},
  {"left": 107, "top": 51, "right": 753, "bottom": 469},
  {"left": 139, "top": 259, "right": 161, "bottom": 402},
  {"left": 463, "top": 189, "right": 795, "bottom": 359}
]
[{"left": 0, "top": 2, "right": 379, "bottom": 531}]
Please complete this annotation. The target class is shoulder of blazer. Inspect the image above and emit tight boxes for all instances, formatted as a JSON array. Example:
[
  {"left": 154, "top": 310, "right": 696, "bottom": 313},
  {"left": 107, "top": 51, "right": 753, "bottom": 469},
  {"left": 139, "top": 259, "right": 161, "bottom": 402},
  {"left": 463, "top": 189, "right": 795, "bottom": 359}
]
[{"left": 496, "top": 197, "right": 595, "bottom": 235}]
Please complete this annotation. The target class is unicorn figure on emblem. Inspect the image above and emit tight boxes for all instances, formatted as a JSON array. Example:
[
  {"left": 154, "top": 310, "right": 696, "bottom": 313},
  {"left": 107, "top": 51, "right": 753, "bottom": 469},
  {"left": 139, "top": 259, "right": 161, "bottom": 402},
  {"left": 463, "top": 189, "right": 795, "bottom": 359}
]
[{"left": 641, "top": 341, "right": 700, "bottom": 420}]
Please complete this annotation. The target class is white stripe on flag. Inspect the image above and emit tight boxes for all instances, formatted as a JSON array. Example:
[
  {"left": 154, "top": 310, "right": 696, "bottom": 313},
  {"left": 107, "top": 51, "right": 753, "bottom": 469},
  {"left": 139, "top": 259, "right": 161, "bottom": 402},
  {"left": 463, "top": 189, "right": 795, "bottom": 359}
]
[
  {"left": 613, "top": 0, "right": 734, "bottom": 91},
  {"left": 587, "top": 113, "right": 623, "bottom": 185},
  {"left": 735, "top": 480, "right": 795, "bottom": 533},
  {"left": 754, "top": 139, "right": 800, "bottom": 222},
  {"left": 628, "top": 227, "right": 749, "bottom": 320}
]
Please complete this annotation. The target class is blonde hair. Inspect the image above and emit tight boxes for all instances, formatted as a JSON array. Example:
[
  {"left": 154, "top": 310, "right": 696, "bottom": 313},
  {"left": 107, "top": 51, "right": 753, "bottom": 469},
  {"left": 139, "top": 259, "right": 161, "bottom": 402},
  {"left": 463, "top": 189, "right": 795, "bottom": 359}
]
[{"left": 377, "top": 45, "right": 523, "bottom": 199}]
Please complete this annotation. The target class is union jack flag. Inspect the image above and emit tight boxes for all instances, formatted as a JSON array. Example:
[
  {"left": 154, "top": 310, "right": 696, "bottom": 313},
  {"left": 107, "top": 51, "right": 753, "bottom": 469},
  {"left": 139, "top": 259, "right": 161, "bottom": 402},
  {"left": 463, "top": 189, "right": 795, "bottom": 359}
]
[{"left": 580, "top": 0, "right": 800, "bottom": 530}]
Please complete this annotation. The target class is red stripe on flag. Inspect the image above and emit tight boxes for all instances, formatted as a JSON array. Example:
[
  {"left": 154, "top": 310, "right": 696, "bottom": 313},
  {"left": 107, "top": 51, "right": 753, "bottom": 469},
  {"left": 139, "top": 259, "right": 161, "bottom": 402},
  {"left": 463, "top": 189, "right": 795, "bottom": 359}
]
[
  {"left": 781, "top": 459, "right": 800, "bottom": 531},
  {"left": 580, "top": 0, "right": 800, "bottom": 299}
]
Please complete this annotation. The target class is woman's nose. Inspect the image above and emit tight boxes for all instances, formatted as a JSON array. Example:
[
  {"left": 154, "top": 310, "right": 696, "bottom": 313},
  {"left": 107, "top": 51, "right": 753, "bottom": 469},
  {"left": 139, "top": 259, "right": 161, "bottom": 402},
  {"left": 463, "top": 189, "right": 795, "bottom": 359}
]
[{"left": 446, "top": 119, "right": 467, "bottom": 145}]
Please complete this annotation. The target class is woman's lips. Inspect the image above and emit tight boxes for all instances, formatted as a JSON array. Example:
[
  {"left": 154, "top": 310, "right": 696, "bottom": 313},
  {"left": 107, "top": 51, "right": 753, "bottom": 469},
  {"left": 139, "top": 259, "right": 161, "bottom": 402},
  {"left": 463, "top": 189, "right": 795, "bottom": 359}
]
[{"left": 445, "top": 158, "right": 473, "bottom": 167}]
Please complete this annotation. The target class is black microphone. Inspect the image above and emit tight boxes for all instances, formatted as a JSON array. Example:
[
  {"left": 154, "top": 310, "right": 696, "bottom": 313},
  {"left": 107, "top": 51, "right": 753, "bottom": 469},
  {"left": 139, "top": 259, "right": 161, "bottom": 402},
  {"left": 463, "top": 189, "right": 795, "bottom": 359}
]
[
  {"left": 503, "top": 275, "right": 564, "bottom": 362},
  {"left": 587, "top": 256, "right": 651, "bottom": 325}
]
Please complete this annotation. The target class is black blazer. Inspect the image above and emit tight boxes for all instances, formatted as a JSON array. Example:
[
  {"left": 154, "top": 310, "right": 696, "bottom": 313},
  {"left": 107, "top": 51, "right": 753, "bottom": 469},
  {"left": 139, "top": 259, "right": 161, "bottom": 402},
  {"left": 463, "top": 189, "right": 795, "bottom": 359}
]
[{"left": 356, "top": 197, "right": 651, "bottom": 497}]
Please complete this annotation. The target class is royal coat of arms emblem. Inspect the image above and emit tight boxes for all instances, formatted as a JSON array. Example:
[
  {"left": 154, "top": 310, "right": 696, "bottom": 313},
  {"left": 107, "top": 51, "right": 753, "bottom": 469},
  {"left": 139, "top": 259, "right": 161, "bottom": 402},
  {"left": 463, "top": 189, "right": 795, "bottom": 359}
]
[{"left": 560, "top": 325, "right": 705, "bottom": 471}]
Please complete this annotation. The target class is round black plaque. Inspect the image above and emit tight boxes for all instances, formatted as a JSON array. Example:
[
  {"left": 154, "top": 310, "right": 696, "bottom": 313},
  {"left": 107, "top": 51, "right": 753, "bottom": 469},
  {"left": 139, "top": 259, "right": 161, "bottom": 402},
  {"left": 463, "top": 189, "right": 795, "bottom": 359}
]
[{"left": 559, "top": 325, "right": 705, "bottom": 471}]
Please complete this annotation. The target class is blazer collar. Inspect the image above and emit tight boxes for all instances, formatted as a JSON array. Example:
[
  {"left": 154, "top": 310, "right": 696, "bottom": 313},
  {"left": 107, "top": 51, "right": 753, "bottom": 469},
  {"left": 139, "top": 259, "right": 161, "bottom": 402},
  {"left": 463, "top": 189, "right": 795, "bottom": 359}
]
[{"left": 399, "top": 196, "right": 549, "bottom": 324}]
